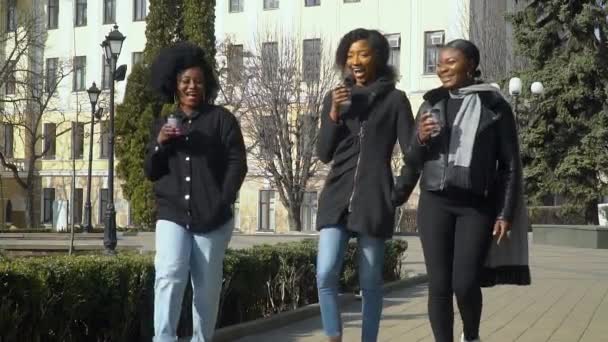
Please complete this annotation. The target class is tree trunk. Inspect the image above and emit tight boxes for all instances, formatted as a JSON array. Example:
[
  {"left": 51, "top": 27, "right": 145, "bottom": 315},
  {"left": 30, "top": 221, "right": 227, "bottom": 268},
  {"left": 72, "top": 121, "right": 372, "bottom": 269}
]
[
  {"left": 24, "top": 184, "right": 35, "bottom": 229},
  {"left": 287, "top": 202, "right": 302, "bottom": 232},
  {"left": 586, "top": 201, "right": 599, "bottom": 225}
]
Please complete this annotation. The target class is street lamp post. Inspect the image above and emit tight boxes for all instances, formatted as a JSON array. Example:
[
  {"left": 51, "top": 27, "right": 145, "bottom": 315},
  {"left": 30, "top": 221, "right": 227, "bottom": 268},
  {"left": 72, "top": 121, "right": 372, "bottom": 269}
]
[
  {"left": 101, "top": 24, "right": 126, "bottom": 254},
  {"left": 84, "top": 82, "right": 102, "bottom": 233},
  {"left": 508, "top": 77, "right": 544, "bottom": 130}
]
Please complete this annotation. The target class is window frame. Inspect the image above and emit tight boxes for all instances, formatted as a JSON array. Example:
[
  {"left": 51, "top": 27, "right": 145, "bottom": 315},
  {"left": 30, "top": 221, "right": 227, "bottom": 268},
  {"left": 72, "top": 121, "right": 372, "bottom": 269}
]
[
  {"left": 99, "top": 121, "right": 110, "bottom": 159},
  {"left": 424, "top": 30, "right": 445, "bottom": 75},
  {"left": 302, "top": 38, "right": 321, "bottom": 83},
  {"left": 2, "top": 124, "right": 14, "bottom": 158},
  {"left": 45, "top": 58, "right": 59, "bottom": 93},
  {"left": 72, "top": 121, "right": 85, "bottom": 159},
  {"left": 75, "top": 0, "right": 87, "bottom": 27},
  {"left": 263, "top": 0, "right": 279, "bottom": 10},
  {"left": 103, "top": 0, "right": 116, "bottom": 25},
  {"left": 229, "top": 0, "right": 244, "bottom": 13},
  {"left": 47, "top": 0, "right": 59, "bottom": 30},
  {"left": 5, "top": 60, "right": 16, "bottom": 95},
  {"left": 99, "top": 188, "right": 109, "bottom": 225},
  {"left": 133, "top": 0, "right": 147, "bottom": 21},
  {"left": 258, "top": 189, "right": 276, "bottom": 231},
  {"left": 42, "top": 188, "right": 55, "bottom": 224},
  {"left": 72, "top": 56, "right": 86, "bottom": 92},
  {"left": 305, "top": 0, "right": 320, "bottom": 6},
  {"left": 6, "top": 0, "right": 17, "bottom": 32},
  {"left": 43, "top": 122, "right": 57, "bottom": 160}
]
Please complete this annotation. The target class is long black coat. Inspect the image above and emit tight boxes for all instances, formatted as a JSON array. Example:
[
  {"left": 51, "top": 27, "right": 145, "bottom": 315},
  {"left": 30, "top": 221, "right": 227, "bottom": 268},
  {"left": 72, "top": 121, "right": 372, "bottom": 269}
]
[{"left": 315, "top": 80, "right": 419, "bottom": 238}]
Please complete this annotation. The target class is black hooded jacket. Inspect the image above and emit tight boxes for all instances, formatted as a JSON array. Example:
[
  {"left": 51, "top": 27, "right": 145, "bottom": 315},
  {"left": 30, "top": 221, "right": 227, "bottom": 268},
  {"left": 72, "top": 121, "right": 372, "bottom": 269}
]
[{"left": 316, "top": 78, "right": 419, "bottom": 238}]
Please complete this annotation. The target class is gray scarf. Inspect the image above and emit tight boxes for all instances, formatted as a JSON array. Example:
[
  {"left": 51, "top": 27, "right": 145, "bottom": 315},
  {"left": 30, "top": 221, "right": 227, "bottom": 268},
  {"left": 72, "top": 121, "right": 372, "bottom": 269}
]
[{"left": 446, "top": 83, "right": 503, "bottom": 189}]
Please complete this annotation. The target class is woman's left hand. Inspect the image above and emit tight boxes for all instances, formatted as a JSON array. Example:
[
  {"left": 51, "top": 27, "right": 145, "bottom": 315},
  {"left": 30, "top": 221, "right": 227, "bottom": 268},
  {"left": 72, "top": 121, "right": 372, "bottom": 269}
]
[{"left": 493, "top": 219, "right": 511, "bottom": 245}]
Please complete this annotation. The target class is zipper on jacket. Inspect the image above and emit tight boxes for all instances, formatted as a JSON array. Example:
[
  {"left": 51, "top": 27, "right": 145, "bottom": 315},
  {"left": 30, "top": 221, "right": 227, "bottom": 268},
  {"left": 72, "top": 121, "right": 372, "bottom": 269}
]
[{"left": 348, "top": 122, "right": 366, "bottom": 212}]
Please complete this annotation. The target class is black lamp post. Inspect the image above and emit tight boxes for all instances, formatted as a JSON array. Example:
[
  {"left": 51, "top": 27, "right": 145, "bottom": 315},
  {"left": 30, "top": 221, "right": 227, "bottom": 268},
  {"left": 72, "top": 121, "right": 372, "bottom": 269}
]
[
  {"left": 508, "top": 77, "right": 544, "bottom": 131},
  {"left": 84, "top": 82, "right": 102, "bottom": 233},
  {"left": 101, "top": 24, "right": 126, "bottom": 254}
]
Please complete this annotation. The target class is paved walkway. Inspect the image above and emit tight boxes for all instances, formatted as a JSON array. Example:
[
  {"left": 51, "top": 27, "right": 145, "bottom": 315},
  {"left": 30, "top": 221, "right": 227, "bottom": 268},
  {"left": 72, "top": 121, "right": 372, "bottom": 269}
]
[{"left": 234, "top": 238, "right": 608, "bottom": 342}]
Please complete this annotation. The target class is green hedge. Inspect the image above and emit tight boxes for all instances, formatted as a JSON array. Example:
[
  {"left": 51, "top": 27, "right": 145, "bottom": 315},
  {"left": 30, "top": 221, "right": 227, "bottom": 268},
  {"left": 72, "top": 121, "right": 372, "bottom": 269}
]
[
  {"left": 0, "top": 239, "right": 407, "bottom": 341},
  {"left": 528, "top": 206, "right": 586, "bottom": 225}
]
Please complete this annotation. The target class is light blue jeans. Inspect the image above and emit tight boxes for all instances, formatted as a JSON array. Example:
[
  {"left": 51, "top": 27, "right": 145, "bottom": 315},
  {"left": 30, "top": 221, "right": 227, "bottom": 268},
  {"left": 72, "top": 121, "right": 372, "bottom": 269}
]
[
  {"left": 316, "top": 226, "right": 386, "bottom": 342},
  {"left": 153, "top": 219, "right": 233, "bottom": 342}
]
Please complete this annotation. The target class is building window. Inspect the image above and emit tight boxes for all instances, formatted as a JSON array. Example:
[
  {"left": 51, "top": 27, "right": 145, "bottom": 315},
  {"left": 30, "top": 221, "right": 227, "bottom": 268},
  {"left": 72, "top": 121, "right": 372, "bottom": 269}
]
[
  {"left": 99, "top": 189, "right": 108, "bottom": 225},
  {"left": 75, "top": 0, "right": 87, "bottom": 27},
  {"left": 73, "top": 56, "right": 86, "bottom": 91},
  {"left": 227, "top": 44, "right": 244, "bottom": 82},
  {"left": 258, "top": 190, "right": 276, "bottom": 231},
  {"left": 264, "top": 0, "right": 279, "bottom": 10},
  {"left": 301, "top": 191, "right": 317, "bottom": 231},
  {"left": 43, "top": 188, "right": 55, "bottom": 224},
  {"left": 1, "top": 124, "right": 14, "bottom": 158},
  {"left": 344, "top": 0, "right": 360, "bottom": 3},
  {"left": 262, "top": 42, "right": 278, "bottom": 81},
  {"left": 424, "top": 31, "right": 445, "bottom": 74},
  {"left": 103, "top": 0, "right": 116, "bottom": 24},
  {"left": 6, "top": 0, "right": 16, "bottom": 32},
  {"left": 73, "top": 188, "right": 83, "bottom": 225},
  {"left": 43, "top": 123, "right": 56, "bottom": 159},
  {"left": 100, "top": 121, "right": 109, "bottom": 159},
  {"left": 386, "top": 34, "right": 401, "bottom": 76},
  {"left": 303, "top": 38, "right": 321, "bottom": 83},
  {"left": 305, "top": 0, "right": 320, "bottom": 6},
  {"left": 48, "top": 0, "right": 59, "bottom": 29},
  {"left": 5, "top": 61, "right": 16, "bottom": 95},
  {"left": 259, "top": 116, "right": 278, "bottom": 156},
  {"left": 101, "top": 55, "right": 111, "bottom": 89},
  {"left": 72, "top": 122, "right": 84, "bottom": 159},
  {"left": 133, "top": 0, "right": 147, "bottom": 21},
  {"left": 233, "top": 191, "right": 240, "bottom": 230},
  {"left": 45, "top": 58, "right": 58, "bottom": 93},
  {"left": 229, "top": 0, "right": 244, "bottom": 12},
  {"left": 132, "top": 52, "right": 144, "bottom": 65}
]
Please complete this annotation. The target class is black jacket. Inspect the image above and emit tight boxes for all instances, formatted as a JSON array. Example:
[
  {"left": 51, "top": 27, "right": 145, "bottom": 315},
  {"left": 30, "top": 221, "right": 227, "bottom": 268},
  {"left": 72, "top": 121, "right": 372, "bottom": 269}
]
[
  {"left": 406, "top": 87, "right": 522, "bottom": 221},
  {"left": 316, "top": 79, "right": 418, "bottom": 238},
  {"left": 144, "top": 104, "right": 247, "bottom": 233}
]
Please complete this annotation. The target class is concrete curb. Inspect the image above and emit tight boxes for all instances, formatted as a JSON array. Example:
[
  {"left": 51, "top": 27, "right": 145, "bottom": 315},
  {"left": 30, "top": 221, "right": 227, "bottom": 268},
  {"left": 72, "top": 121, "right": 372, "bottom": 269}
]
[{"left": 213, "top": 273, "right": 428, "bottom": 342}]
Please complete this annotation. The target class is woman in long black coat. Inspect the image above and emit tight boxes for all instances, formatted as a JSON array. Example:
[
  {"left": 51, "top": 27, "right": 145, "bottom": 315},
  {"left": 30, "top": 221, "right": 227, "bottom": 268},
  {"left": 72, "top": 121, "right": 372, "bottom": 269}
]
[{"left": 315, "top": 28, "right": 418, "bottom": 342}]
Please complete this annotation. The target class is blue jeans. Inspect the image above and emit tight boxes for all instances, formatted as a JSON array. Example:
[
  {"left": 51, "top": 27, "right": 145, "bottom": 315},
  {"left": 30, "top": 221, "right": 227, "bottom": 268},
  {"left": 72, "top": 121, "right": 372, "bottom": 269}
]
[
  {"left": 316, "top": 226, "right": 386, "bottom": 342},
  {"left": 153, "top": 219, "right": 233, "bottom": 342}
]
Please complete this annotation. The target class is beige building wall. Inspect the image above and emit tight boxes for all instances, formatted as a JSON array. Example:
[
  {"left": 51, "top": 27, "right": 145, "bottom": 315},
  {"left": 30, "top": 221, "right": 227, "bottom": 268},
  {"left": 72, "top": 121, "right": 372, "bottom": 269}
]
[
  {"left": 216, "top": 0, "right": 474, "bottom": 233},
  {"left": 4, "top": 0, "right": 518, "bottom": 233},
  {"left": 0, "top": 0, "right": 146, "bottom": 229}
]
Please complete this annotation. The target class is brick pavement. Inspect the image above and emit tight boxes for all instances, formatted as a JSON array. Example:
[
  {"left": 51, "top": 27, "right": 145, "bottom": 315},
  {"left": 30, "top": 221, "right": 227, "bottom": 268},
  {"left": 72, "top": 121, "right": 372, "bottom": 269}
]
[{"left": 234, "top": 237, "right": 608, "bottom": 342}]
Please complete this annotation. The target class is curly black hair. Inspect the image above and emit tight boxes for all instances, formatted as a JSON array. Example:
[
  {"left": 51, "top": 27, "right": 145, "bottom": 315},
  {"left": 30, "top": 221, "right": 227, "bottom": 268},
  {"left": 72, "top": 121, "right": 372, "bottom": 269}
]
[
  {"left": 335, "top": 28, "right": 396, "bottom": 81},
  {"left": 150, "top": 41, "right": 219, "bottom": 104},
  {"left": 443, "top": 39, "right": 482, "bottom": 78}
]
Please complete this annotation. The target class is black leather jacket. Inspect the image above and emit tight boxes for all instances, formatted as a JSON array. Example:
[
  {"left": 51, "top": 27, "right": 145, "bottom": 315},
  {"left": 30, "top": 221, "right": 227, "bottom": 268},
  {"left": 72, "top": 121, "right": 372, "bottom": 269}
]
[{"left": 406, "top": 87, "right": 522, "bottom": 221}]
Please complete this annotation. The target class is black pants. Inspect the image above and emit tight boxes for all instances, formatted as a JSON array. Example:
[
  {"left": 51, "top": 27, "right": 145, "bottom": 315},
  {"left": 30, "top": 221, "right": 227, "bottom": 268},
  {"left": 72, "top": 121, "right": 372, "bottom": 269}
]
[{"left": 417, "top": 190, "right": 494, "bottom": 342}]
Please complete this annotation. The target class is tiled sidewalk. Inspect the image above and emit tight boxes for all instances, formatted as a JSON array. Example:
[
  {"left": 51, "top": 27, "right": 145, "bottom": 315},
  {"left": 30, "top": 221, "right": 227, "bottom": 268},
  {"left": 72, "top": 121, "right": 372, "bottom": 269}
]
[{"left": 235, "top": 238, "right": 608, "bottom": 342}]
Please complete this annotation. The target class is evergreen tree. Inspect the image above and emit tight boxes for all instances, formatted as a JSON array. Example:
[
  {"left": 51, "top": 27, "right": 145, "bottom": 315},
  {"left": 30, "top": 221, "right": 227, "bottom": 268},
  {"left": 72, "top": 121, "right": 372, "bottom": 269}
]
[
  {"left": 116, "top": 0, "right": 217, "bottom": 227},
  {"left": 511, "top": 0, "right": 608, "bottom": 223}
]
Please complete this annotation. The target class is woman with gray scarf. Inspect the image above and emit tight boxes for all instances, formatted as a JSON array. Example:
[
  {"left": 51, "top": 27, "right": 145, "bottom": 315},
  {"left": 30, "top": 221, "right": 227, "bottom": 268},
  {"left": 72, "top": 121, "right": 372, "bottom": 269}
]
[{"left": 406, "top": 39, "right": 530, "bottom": 342}]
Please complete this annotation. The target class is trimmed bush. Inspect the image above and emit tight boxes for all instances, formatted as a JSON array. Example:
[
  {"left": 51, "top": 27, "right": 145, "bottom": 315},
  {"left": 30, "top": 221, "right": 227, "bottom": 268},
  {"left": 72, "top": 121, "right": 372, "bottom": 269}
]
[
  {"left": 528, "top": 206, "right": 586, "bottom": 225},
  {"left": 0, "top": 239, "right": 407, "bottom": 341}
]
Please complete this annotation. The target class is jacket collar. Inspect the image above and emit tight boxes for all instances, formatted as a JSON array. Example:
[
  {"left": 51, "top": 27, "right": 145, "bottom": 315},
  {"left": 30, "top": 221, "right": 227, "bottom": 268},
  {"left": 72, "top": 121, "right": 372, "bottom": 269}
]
[
  {"left": 176, "top": 103, "right": 211, "bottom": 121},
  {"left": 423, "top": 86, "right": 504, "bottom": 109}
]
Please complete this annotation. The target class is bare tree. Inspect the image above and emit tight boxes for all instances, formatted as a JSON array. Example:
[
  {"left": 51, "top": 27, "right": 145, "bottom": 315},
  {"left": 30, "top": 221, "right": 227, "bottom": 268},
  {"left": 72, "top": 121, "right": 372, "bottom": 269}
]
[
  {"left": 233, "top": 32, "right": 337, "bottom": 231},
  {"left": 0, "top": 46, "right": 73, "bottom": 228},
  {"left": 216, "top": 37, "right": 251, "bottom": 120}
]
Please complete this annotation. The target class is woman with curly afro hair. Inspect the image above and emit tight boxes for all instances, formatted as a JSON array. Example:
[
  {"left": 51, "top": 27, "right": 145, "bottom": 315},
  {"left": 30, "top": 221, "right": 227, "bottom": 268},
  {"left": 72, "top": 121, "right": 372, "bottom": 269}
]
[{"left": 144, "top": 41, "right": 247, "bottom": 342}]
